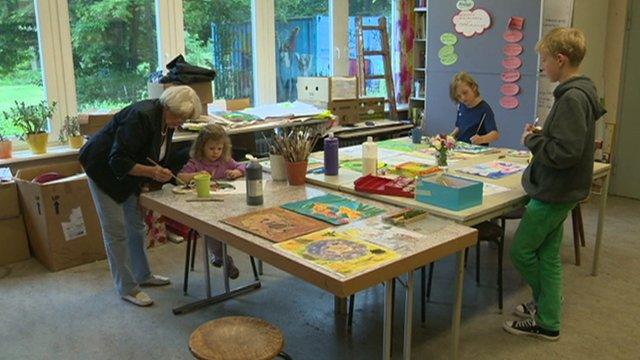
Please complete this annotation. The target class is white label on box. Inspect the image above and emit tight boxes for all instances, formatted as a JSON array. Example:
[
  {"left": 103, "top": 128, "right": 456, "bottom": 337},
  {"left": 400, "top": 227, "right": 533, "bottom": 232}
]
[{"left": 61, "top": 207, "right": 87, "bottom": 241}]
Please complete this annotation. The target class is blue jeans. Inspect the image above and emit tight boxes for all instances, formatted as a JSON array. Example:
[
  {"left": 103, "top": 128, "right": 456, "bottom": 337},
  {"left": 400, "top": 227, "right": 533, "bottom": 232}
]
[{"left": 88, "top": 179, "right": 151, "bottom": 296}]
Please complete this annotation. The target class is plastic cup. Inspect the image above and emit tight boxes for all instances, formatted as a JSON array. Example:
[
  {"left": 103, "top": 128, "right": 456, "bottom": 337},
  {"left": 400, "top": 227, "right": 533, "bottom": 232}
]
[{"left": 193, "top": 173, "right": 211, "bottom": 198}]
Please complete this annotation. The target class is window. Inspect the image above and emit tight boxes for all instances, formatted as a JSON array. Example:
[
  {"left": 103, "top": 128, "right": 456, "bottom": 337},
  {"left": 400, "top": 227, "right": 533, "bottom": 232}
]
[
  {"left": 0, "top": 0, "right": 46, "bottom": 137},
  {"left": 348, "top": 0, "right": 393, "bottom": 98},
  {"left": 274, "top": 0, "right": 330, "bottom": 102},
  {"left": 183, "top": 0, "right": 254, "bottom": 103},
  {"left": 69, "top": 0, "right": 158, "bottom": 112}
]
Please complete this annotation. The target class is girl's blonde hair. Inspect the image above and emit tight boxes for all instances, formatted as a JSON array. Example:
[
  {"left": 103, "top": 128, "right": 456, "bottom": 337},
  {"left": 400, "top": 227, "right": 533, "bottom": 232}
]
[
  {"left": 190, "top": 124, "right": 232, "bottom": 162},
  {"left": 449, "top": 71, "right": 480, "bottom": 102}
]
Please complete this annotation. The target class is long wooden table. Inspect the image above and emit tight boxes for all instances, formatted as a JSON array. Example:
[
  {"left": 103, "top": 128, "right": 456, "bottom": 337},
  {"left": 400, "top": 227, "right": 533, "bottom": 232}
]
[
  {"left": 140, "top": 180, "right": 477, "bottom": 359},
  {"left": 306, "top": 137, "right": 611, "bottom": 275}
]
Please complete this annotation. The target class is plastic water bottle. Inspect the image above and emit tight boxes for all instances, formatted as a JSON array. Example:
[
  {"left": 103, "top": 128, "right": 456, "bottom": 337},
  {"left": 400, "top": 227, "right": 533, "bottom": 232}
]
[
  {"left": 245, "top": 155, "right": 263, "bottom": 205},
  {"left": 362, "top": 136, "right": 378, "bottom": 176},
  {"left": 323, "top": 133, "right": 339, "bottom": 175}
]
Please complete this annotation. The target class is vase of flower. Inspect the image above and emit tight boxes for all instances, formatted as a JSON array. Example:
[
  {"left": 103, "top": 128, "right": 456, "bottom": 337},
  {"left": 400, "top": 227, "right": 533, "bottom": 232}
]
[{"left": 430, "top": 134, "right": 456, "bottom": 170}]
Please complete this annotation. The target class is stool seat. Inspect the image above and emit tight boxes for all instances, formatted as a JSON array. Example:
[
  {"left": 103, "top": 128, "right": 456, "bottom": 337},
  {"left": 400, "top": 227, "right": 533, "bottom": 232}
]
[
  {"left": 500, "top": 207, "right": 526, "bottom": 220},
  {"left": 189, "top": 316, "right": 284, "bottom": 360}
]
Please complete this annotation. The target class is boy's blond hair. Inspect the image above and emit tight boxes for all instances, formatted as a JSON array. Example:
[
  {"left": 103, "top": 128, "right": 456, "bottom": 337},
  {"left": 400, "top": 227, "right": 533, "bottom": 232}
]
[
  {"left": 190, "top": 124, "right": 232, "bottom": 162},
  {"left": 536, "top": 27, "right": 587, "bottom": 67},
  {"left": 449, "top": 71, "right": 480, "bottom": 103}
]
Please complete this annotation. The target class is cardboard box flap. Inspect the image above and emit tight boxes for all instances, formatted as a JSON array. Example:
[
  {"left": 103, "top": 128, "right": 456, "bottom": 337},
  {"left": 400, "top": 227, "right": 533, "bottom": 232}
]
[{"left": 16, "top": 162, "right": 84, "bottom": 183}]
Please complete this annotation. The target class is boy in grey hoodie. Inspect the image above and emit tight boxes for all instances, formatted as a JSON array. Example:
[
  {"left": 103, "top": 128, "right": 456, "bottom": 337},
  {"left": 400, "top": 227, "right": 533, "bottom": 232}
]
[{"left": 503, "top": 28, "right": 606, "bottom": 340}]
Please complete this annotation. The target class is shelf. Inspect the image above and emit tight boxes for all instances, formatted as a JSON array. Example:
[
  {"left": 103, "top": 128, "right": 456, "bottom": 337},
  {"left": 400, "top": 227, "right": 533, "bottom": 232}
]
[
  {"left": 414, "top": 67, "right": 426, "bottom": 71},
  {"left": 414, "top": 38, "right": 427, "bottom": 42},
  {"left": 414, "top": 7, "right": 427, "bottom": 12},
  {"left": 410, "top": 96, "right": 426, "bottom": 101}
]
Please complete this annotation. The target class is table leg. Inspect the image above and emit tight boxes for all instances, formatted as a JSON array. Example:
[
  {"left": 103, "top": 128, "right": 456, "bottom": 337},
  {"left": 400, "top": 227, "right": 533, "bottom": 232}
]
[
  {"left": 383, "top": 279, "right": 394, "bottom": 360},
  {"left": 203, "top": 235, "right": 211, "bottom": 298},
  {"left": 451, "top": 250, "right": 465, "bottom": 360},
  {"left": 222, "top": 243, "right": 230, "bottom": 293},
  {"left": 403, "top": 271, "right": 414, "bottom": 360},
  {"left": 592, "top": 172, "right": 610, "bottom": 276},
  {"left": 334, "top": 296, "right": 347, "bottom": 315}
]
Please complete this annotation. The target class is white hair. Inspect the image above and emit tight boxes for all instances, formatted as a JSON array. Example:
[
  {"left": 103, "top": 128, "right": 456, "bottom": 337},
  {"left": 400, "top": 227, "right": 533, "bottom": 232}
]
[{"left": 159, "top": 85, "right": 202, "bottom": 119}]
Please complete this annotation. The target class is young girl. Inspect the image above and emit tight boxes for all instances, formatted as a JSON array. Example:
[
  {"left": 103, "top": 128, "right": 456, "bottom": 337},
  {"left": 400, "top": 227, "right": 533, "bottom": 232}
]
[
  {"left": 449, "top": 71, "right": 500, "bottom": 145},
  {"left": 178, "top": 124, "right": 245, "bottom": 279}
]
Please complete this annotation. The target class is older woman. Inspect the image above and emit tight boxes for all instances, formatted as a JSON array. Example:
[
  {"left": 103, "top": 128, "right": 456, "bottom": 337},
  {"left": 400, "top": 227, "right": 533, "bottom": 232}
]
[{"left": 80, "top": 86, "right": 201, "bottom": 306}]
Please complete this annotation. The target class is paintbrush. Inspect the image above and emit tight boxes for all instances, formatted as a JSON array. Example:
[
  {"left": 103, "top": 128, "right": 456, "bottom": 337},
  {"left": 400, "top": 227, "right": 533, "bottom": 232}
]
[
  {"left": 146, "top": 157, "right": 185, "bottom": 185},
  {"left": 186, "top": 198, "right": 224, "bottom": 202},
  {"left": 475, "top": 113, "right": 487, "bottom": 135}
]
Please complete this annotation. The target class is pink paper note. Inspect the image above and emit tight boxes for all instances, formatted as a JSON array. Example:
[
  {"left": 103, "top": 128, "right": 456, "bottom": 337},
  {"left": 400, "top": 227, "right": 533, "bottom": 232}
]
[
  {"left": 503, "top": 30, "right": 523, "bottom": 43},
  {"left": 503, "top": 43, "right": 523, "bottom": 56},
  {"left": 500, "top": 96, "right": 519, "bottom": 109},
  {"left": 508, "top": 16, "right": 525, "bottom": 31},
  {"left": 501, "top": 69, "right": 521, "bottom": 83},
  {"left": 502, "top": 57, "right": 523, "bottom": 69},
  {"left": 501, "top": 83, "right": 520, "bottom": 96}
]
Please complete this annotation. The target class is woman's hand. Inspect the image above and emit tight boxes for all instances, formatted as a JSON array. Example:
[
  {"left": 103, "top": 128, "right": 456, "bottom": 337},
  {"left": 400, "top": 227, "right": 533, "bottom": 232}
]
[
  {"left": 152, "top": 166, "right": 173, "bottom": 182},
  {"left": 225, "top": 169, "right": 243, "bottom": 180}
]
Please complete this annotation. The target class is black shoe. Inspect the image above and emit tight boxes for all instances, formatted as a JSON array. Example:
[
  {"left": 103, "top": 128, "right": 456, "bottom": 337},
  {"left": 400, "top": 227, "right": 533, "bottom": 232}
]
[
  {"left": 210, "top": 255, "right": 240, "bottom": 279},
  {"left": 514, "top": 301, "right": 537, "bottom": 318},
  {"left": 502, "top": 318, "right": 560, "bottom": 341}
]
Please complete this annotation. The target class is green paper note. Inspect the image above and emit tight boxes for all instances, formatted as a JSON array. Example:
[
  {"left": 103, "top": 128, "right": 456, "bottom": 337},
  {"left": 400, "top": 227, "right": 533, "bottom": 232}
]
[
  {"left": 440, "top": 33, "right": 458, "bottom": 45},
  {"left": 440, "top": 52, "right": 459, "bottom": 66},
  {"left": 456, "top": 0, "right": 475, "bottom": 11},
  {"left": 438, "top": 45, "right": 455, "bottom": 58}
]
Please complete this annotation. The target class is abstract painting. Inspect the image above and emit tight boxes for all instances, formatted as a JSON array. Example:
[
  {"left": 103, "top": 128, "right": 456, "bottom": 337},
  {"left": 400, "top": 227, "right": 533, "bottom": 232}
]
[
  {"left": 281, "top": 194, "right": 386, "bottom": 225},
  {"left": 275, "top": 228, "right": 399, "bottom": 276},
  {"left": 222, "top": 207, "right": 330, "bottom": 243}
]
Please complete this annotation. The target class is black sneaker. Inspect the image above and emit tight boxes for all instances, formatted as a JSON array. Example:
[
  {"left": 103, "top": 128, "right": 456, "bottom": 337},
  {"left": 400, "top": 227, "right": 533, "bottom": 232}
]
[
  {"left": 210, "top": 255, "right": 240, "bottom": 279},
  {"left": 502, "top": 318, "right": 560, "bottom": 341},
  {"left": 514, "top": 301, "right": 537, "bottom": 318}
]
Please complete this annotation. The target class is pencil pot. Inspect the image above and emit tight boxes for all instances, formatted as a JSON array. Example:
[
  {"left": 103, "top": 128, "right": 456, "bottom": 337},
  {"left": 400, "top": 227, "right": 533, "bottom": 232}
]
[
  {"left": 269, "top": 154, "right": 287, "bottom": 181},
  {"left": 285, "top": 160, "right": 308, "bottom": 186}
]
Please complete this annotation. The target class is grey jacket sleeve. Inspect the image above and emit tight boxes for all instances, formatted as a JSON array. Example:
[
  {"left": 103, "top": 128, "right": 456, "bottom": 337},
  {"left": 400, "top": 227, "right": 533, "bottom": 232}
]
[{"left": 525, "top": 95, "right": 588, "bottom": 169}]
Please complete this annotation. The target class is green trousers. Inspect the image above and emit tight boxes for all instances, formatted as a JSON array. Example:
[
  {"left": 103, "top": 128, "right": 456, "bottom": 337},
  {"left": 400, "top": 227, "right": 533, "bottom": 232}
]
[{"left": 510, "top": 198, "right": 576, "bottom": 331}]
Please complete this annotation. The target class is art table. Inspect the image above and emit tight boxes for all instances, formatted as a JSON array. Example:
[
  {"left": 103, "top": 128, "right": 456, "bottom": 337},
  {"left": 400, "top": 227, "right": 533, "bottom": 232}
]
[
  {"left": 140, "top": 180, "right": 477, "bottom": 360},
  {"left": 306, "top": 137, "right": 612, "bottom": 276}
]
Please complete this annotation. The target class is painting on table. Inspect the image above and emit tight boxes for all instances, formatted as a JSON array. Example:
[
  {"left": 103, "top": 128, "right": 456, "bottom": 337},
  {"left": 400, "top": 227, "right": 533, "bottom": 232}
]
[
  {"left": 222, "top": 207, "right": 330, "bottom": 243},
  {"left": 453, "top": 142, "right": 497, "bottom": 154},
  {"left": 455, "top": 161, "right": 526, "bottom": 179},
  {"left": 281, "top": 194, "right": 386, "bottom": 225},
  {"left": 275, "top": 228, "right": 399, "bottom": 276}
]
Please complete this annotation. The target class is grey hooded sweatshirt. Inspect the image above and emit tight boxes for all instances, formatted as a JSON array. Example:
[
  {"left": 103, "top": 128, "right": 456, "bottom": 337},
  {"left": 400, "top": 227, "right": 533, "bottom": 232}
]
[{"left": 522, "top": 76, "right": 606, "bottom": 203}]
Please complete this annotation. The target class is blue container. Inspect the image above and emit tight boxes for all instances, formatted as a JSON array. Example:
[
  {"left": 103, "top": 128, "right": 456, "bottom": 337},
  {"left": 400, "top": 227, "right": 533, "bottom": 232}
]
[
  {"left": 412, "top": 127, "right": 422, "bottom": 144},
  {"left": 415, "top": 174, "right": 483, "bottom": 211}
]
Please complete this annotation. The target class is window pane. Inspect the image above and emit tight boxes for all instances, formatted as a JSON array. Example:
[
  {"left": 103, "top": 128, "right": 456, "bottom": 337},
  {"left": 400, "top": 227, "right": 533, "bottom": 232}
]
[
  {"left": 0, "top": 0, "right": 46, "bottom": 137},
  {"left": 69, "top": 0, "right": 158, "bottom": 112},
  {"left": 275, "top": 0, "right": 330, "bottom": 102},
  {"left": 349, "top": 0, "right": 393, "bottom": 98},
  {"left": 183, "top": 0, "right": 254, "bottom": 103}
]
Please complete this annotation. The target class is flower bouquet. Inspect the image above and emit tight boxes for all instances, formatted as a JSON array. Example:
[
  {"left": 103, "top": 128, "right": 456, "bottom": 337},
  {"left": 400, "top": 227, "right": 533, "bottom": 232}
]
[{"left": 429, "top": 134, "right": 456, "bottom": 167}]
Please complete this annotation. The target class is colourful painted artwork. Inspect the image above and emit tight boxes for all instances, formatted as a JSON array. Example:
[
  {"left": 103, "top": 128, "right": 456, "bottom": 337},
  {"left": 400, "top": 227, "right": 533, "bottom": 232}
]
[
  {"left": 340, "top": 159, "right": 387, "bottom": 173},
  {"left": 281, "top": 194, "right": 386, "bottom": 225},
  {"left": 453, "top": 142, "right": 496, "bottom": 154},
  {"left": 275, "top": 228, "right": 400, "bottom": 276},
  {"left": 455, "top": 161, "right": 526, "bottom": 179},
  {"left": 394, "top": 162, "right": 440, "bottom": 178},
  {"left": 377, "top": 139, "right": 429, "bottom": 153},
  {"left": 222, "top": 207, "right": 330, "bottom": 243},
  {"left": 346, "top": 219, "right": 428, "bottom": 251}
]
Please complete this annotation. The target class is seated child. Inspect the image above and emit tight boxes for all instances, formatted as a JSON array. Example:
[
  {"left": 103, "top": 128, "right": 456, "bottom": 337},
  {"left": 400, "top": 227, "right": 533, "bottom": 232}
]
[
  {"left": 178, "top": 124, "right": 245, "bottom": 279},
  {"left": 449, "top": 71, "right": 500, "bottom": 145}
]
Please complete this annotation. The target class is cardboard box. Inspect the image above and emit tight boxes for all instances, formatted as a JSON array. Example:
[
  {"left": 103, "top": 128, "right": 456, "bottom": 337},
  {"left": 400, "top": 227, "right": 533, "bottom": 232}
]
[
  {"left": 15, "top": 162, "right": 106, "bottom": 271},
  {"left": 297, "top": 77, "right": 358, "bottom": 108},
  {"left": 0, "top": 215, "right": 30, "bottom": 266},
  {"left": 147, "top": 81, "right": 214, "bottom": 104},
  {"left": 415, "top": 175, "right": 483, "bottom": 211},
  {"left": 358, "top": 97, "right": 386, "bottom": 121},
  {"left": 328, "top": 99, "right": 360, "bottom": 126},
  {"left": 78, "top": 110, "right": 117, "bottom": 136},
  {"left": 0, "top": 182, "right": 21, "bottom": 219}
]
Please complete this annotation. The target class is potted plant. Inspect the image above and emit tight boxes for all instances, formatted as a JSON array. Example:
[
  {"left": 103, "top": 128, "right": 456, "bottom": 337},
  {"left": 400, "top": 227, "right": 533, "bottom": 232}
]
[
  {"left": 272, "top": 126, "right": 321, "bottom": 186},
  {"left": 0, "top": 126, "right": 12, "bottom": 159},
  {"left": 2, "top": 100, "right": 57, "bottom": 154},
  {"left": 59, "top": 115, "right": 84, "bottom": 149}
]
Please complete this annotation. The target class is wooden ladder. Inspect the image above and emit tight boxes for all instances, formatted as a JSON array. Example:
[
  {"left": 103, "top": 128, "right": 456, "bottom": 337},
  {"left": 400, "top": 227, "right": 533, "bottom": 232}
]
[{"left": 356, "top": 16, "right": 398, "bottom": 120}]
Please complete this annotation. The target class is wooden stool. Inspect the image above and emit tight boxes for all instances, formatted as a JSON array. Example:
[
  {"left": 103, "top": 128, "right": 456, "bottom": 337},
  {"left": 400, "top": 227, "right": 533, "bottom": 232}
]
[{"left": 189, "top": 316, "right": 292, "bottom": 360}]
